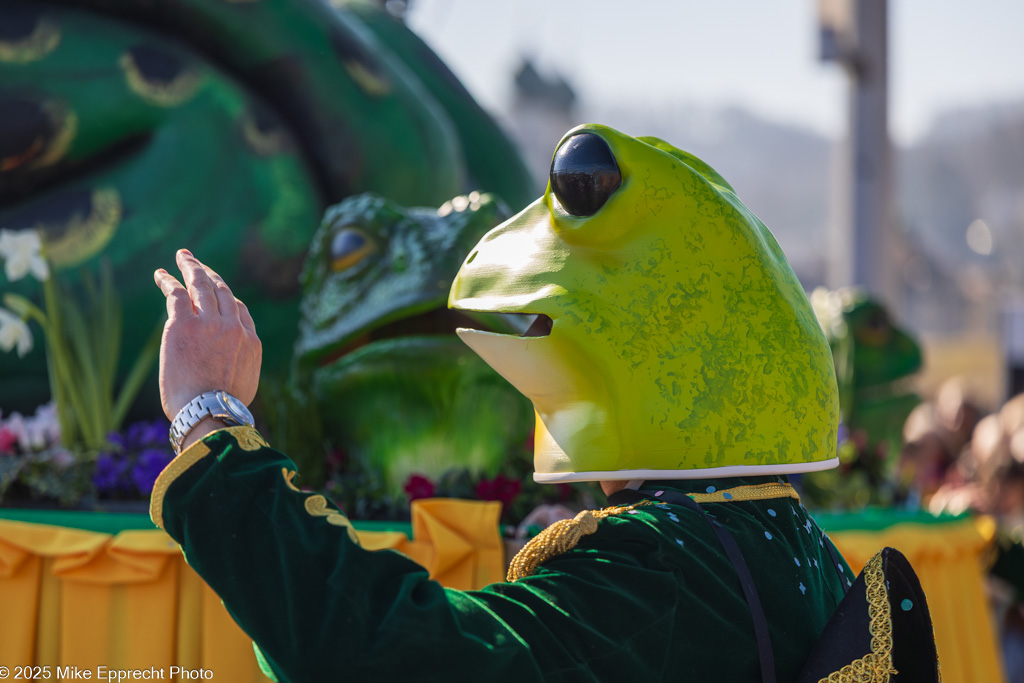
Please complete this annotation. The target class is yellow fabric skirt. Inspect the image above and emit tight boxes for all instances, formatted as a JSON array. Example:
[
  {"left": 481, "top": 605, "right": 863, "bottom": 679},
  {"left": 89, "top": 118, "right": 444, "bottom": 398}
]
[
  {"left": 0, "top": 505, "right": 1005, "bottom": 682},
  {"left": 0, "top": 499, "right": 503, "bottom": 680}
]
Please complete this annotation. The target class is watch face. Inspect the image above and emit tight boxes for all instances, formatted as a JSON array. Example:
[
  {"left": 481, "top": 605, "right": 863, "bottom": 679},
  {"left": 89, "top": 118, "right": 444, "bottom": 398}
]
[{"left": 220, "top": 392, "right": 254, "bottom": 425}]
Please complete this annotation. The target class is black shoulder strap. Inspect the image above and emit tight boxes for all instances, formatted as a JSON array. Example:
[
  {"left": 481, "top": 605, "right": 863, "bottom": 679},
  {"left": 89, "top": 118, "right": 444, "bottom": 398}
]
[{"left": 609, "top": 488, "right": 776, "bottom": 683}]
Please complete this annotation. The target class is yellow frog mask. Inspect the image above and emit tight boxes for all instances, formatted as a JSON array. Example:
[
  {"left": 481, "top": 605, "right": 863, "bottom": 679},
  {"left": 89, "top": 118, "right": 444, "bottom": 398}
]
[{"left": 449, "top": 124, "right": 839, "bottom": 482}]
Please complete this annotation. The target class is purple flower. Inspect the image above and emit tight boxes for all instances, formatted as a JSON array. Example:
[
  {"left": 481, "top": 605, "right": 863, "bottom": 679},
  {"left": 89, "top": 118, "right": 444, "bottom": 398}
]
[
  {"left": 93, "top": 452, "right": 133, "bottom": 494},
  {"left": 131, "top": 447, "right": 174, "bottom": 495},
  {"left": 123, "top": 419, "right": 170, "bottom": 450}
]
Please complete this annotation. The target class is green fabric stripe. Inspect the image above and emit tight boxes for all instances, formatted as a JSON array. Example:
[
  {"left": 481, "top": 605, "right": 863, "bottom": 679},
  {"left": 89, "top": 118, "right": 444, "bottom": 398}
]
[{"left": 814, "top": 508, "right": 970, "bottom": 532}]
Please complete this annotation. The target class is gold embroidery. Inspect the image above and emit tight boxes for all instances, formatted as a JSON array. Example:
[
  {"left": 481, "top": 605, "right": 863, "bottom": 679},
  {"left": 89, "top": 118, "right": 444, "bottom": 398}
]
[
  {"left": 230, "top": 425, "right": 269, "bottom": 451},
  {"left": 282, "top": 468, "right": 302, "bottom": 493},
  {"left": 150, "top": 440, "right": 212, "bottom": 531},
  {"left": 508, "top": 501, "right": 654, "bottom": 582},
  {"left": 818, "top": 550, "right": 897, "bottom": 683},
  {"left": 304, "top": 495, "right": 359, "bottom": 545},
  {"left": 688, "top": 482, "right": 800, "bottom": 504}
]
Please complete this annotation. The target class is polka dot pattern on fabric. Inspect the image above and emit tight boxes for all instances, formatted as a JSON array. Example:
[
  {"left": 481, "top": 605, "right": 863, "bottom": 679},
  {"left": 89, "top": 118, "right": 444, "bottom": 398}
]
[
  {"left": 764, "top": 531, "right": 773, "bottom": 540},
  {"left": 676, "top": 539, "right": 685, "bottom": 548},
  {"left": 901, "top": 599, "right": 914, "bottom": 612},
  {"left": 794, "top": 558, "right": 801, "bottom": 567},
  {"left": 767, "top": 509, "right": 776, "bottom": 517},
  {"left": 705, "top": 486, "right": 716, "bottom": 493},
  {"left": 799, "top": 582, "right": 806, "bottom": 595},
  {"left": 654, "top": 490, "right": 664, "bottom": 497},
  {"left": 722, "top": 492, "right": 733, "bottom": 500}
]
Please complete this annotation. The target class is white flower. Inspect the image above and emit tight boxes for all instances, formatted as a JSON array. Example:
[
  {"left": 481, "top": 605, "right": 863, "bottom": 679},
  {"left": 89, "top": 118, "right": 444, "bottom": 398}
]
[
  {"left": 0, "top": 306, "right": 33, "bottom": 357},
  {"left": 0, "top": 229, "right": 49, "bottom": 282},
  {"left": 33, "top": 401, "right": 61, "bottom": 444}
]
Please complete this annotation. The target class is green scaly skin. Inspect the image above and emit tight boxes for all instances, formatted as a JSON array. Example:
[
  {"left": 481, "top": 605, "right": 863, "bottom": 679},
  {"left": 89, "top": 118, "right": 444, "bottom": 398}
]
[{"left": 291, "top": 192, "right": 532, "bottom": 498}]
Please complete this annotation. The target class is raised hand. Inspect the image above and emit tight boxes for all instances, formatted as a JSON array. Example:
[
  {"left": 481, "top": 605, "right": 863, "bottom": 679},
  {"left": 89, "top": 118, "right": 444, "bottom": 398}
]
[{"left": 154, "top": 250, "right": 262, "bottom": 430}]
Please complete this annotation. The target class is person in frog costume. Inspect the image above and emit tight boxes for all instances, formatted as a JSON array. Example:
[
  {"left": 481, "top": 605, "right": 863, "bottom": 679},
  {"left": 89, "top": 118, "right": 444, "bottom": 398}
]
[{"left": 150, "top": 125, "right": 939, "bottom": 682}]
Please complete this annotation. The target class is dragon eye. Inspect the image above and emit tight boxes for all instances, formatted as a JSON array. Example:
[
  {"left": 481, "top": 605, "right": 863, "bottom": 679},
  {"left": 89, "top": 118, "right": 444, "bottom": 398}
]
[
  {"left": 550, "top": 132, "right": 621, "bottom": 217},
  {"left": 330, "top": 227, "right": 375, "bottom": 271}
]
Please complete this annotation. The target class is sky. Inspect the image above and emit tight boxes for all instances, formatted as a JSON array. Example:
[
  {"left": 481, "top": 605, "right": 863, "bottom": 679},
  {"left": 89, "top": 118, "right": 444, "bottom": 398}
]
[{"left": 407, "top": 0, "right": 1024, "bottom": 145}]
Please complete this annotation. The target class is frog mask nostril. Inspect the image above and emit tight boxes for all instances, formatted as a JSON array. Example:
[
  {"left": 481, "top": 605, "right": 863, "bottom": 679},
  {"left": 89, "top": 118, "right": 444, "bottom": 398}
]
[{"left": 523, "top": 314, "right": 553, "bottom": 338}]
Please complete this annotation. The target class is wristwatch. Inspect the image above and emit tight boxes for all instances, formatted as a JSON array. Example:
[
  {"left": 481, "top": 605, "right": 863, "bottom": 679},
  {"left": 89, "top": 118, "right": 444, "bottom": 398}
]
[{"left": 169, "top": 390, "right": 255, "bottom": 453}]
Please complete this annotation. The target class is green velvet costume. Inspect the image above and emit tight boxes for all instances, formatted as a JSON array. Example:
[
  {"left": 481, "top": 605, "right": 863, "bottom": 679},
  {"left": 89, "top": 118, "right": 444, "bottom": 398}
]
[{"left": 151, "top": 427, "right": 853, "bottom": 682}]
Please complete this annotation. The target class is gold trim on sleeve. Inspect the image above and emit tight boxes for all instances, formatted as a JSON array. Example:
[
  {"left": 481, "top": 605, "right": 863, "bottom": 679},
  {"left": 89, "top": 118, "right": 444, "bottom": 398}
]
[
  {"left": 818, "top": 550, "right": 897, "bottom": 683},
  {"left": 150, "top": 439, "right": 212, "bottom": 531},
  {"left": 149, "top": 426, "right": 268, "bottom": 530},
  {"left": 508, "top": 501, "right": 653, "bottom": 582}
]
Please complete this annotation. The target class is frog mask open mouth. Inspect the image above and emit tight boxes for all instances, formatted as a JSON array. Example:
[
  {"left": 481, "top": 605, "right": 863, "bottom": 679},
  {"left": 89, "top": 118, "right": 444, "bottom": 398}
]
[{"left": 450, "top": 124, "right": 841, "bottom": 483}]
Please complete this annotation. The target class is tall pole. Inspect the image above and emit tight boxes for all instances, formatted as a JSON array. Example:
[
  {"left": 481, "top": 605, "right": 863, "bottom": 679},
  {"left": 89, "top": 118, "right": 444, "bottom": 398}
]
[{"left": 819, "top": 0, "right": 892, "bottom": 302}]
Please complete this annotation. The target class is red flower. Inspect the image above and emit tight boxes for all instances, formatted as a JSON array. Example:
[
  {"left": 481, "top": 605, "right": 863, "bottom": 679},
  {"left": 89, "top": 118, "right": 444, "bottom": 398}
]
[
  {"left": 554, "top": 482, "right": 573, "bottom": 503},
  {"left": 403, "top": 474, "right": 436, "bottom": 501},
  {"left": 475, "top": 474, "right": 522, "bottom": 505},
  {"left": 0, "top": 427, "right": 17, "bottom": 454}
]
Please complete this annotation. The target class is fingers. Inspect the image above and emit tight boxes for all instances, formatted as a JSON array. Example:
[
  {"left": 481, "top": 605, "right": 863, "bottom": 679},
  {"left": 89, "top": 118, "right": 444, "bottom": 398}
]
[
  {"left": 154, "top": 268, "right": 194, "bottom": 321},
  {"left": 207, "top": 265, "right": 240, "bottom": 320},
  {"left": 173, "top": 249, "right": 243, "bottom": 320},
  {"left": 176, "top": 249, "right": 221, "bottom": 316},
  {"left": 237, "top": 298, "right": 257, "bottom": 333}
]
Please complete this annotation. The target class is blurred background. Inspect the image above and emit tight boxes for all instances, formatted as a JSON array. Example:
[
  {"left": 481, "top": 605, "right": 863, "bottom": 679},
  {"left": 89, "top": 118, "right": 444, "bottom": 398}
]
[{"left": 407, "top": 0, "right": 1024, "bottom": 410}]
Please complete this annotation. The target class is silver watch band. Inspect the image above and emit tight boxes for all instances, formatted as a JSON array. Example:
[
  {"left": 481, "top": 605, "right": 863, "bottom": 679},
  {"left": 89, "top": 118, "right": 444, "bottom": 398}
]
[{"left": 169, "top": 391, "right": 248, "bottom": 453}]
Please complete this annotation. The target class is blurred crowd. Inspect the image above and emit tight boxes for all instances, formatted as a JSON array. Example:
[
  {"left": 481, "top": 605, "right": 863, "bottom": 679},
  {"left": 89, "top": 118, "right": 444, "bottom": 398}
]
[
  {"left": 902, "top": 379, "right": 1024, "bottom": 532},
  {"left": 898, "top": 379, "right": 1024, "bottom": 681}
]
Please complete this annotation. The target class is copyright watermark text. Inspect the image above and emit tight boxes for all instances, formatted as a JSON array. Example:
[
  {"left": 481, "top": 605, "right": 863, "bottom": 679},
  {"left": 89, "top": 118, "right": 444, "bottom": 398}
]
[{"left": 0, "top": 666, "right": 213, "bottom": 681}]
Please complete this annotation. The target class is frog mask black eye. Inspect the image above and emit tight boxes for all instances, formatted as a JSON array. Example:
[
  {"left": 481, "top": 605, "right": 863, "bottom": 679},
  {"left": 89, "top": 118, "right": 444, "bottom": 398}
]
[
  {"left": 549, "top": 132, "right": 621, "bottom": 217},
  {"left": 330, "top": 227, "right": 375, "bottom": 271}
]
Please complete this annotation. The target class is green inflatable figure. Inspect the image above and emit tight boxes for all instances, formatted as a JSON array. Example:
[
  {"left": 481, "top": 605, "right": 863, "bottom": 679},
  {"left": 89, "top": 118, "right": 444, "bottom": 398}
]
[
  {"left": 282, "top": 191, "right": 533, "bottom": 505},
  {"left": 804, "top": 287, "right": 923, "bottom": 507},
  {"left": 0, "top": 0, "right": 534, "bottom": 413}
]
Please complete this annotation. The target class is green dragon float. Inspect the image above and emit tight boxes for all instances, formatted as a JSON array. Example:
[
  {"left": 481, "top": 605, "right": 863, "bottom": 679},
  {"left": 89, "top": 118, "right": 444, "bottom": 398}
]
[{"left": 0, "top": 0, "right": 534, "bottom": 416}]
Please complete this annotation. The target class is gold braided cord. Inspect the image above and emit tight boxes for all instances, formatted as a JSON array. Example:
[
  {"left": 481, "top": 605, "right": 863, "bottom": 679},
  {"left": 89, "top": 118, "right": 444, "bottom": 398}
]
[
  {"left": 818, "top": 550, "right": 898, "bottom": 683},
  {"left": 507, "top": 501, "right": 654, "bottom": 582},
  {"left": 687, "top": 482, "right": 800, "bottom": 504}
]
